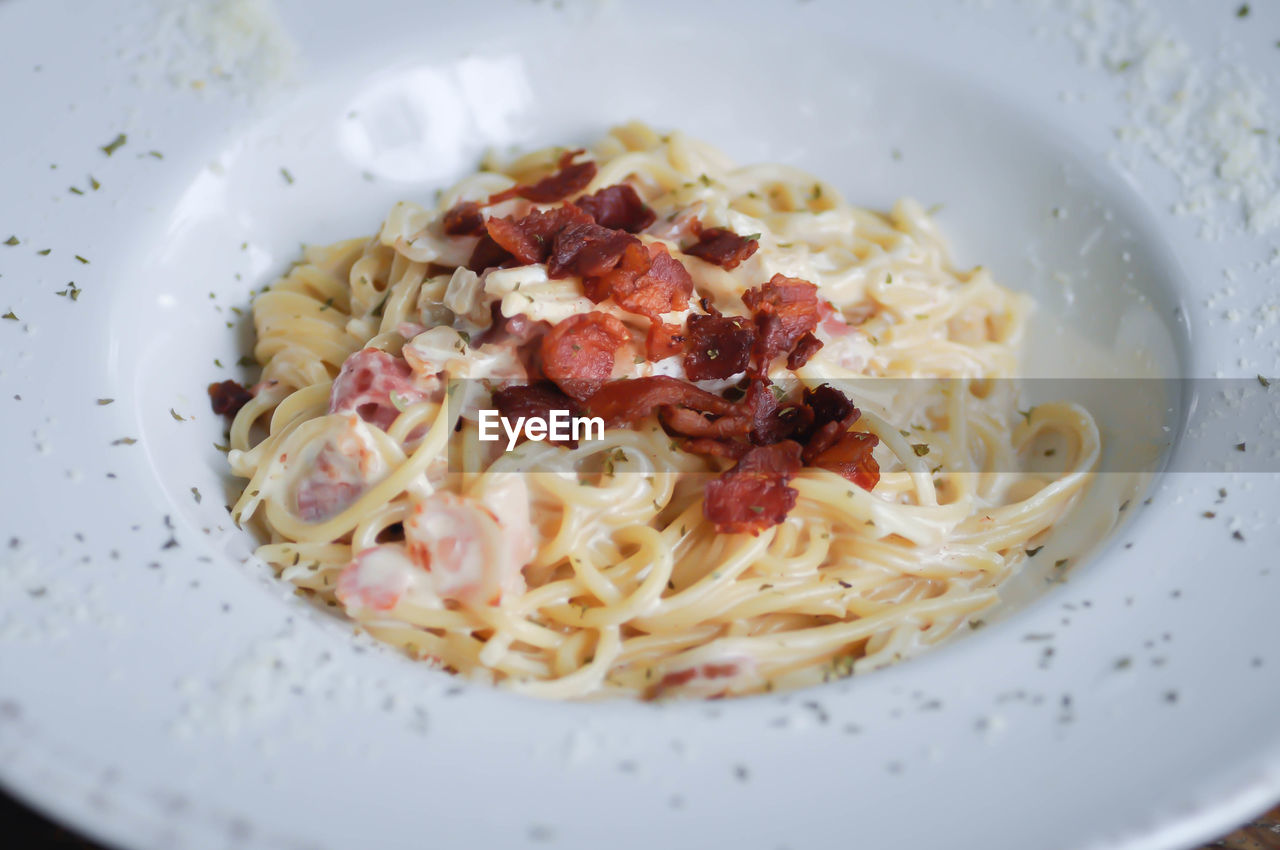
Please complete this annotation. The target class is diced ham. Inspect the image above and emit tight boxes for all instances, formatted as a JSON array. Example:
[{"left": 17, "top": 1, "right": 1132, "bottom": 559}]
[{"left": 330, "top": 348, "right": 436, "bottom": 432}]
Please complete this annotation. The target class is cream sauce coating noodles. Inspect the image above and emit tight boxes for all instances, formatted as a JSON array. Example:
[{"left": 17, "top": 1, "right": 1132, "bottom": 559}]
[{"left": 224, "top": 123, "right": 1099, "bottom": 699}]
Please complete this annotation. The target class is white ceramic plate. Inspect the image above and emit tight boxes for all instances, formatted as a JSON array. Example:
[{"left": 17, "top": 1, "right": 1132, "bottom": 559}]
[{"left": 2, "top": 1, "right": 1279, "bottom": 848}]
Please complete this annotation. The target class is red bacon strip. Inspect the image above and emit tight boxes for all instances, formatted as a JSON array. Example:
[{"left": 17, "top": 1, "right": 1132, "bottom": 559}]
[
  {"left": 585, "top": 376, "right": 738, "bottom": 427},
  {"left": 703, "top": 441, "right": 803, "bottom": 535},
  {"left": 492, "top": 382, "right": 582, "bottom": 447},
  {"left": 809, "top": 430, "right": 880, "bottom": 491},
  {"left": 540, "top": 312, "right": 630, "bottom": 400},
  {"left": 684, "top": 313, "right": 755, "bottom": 381},
  {"left": 574, "top": 184, "right": 656, "bottom": 233},
  {"left": 489, "top": 149, "right": 598, "bottom": 205},
  {"left": 683, "top": 226, "right": 759, "bottom": 270},
  {"left": 742, "top": 274, "right": 822, "bottom": 369},
  {"left": 208, "top": 379, "right": 253, "bottom": 418},
  {"left": 442, "top": 201, "right": 486, "bottom": 236}
]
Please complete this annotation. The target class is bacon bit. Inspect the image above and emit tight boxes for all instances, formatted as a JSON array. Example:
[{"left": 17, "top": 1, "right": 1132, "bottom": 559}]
[
  {"left": 547, "top": 220, "right": 636, "bottom": 280},
  {"left": 742, "top": 274, "right": 822, "bottom": 368},
  {"left": 330, "top": 348, "right": 427, "bottom": 431},
  {"left": 492, "top": 382, "right": 582, "bottom": 447},
  {"left": 661, "top": 406, "right": 750, "bottom": 439},
  {"left": 680, "top": 438, "right": 752, "bottom": 460},
  {"left": 810, "top": 430, "right": 880, "bottom": 491},
  {"left": 646, "top": 320, "right": 686, "bottom": 361},
  {"left": 208, "top": 379, "right": 253, "bottom": 418},
  {"left": 684, "top": 313, "right": 755, "bottom": 380},
  {"left": 803, "top": 384, "right": 856, "bottom": 430},
  {"left": 786, "top": 332, "right": 823, "bottom": 369},
  {"left": 683, "top": 226, "right": 759, "bottom": 270},
  {"left": 466, "top": 233, "right": 511, "bottom": 273},
  {"left": 581, "top": 238, "right": 648, "bottom": 302},
  {"left": 602, "top": 243, "right": 694, "bottom": 320},
  {"left": 585, "top": 375, "right": 738, "bottom": 426},
  {"left": 441, "top": 200, "right": 486, "bottom": 236},
  {"left": 703, "top": 441, "right": 803, "bottom": 534},
  {"left": 489, "top": 149, "right": 598, "bottom": 204},
  {"left": 746, "top": 378, "right": 814, "bottom": 445},
  {"left": 702, "top": 662, "right": 740, "bottom": 679},
  {"left": 540, "top": 312, "right": 630, "bottom": 400},
  {"left": 574, "top": 183, "right": 656, "bottom": 233},
  {"left": 487, "top": 204, "right": 595, "bottom": 266}
]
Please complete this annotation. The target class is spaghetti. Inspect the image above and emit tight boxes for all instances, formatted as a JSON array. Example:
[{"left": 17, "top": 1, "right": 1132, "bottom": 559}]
[{"left": 220, "top": 123, "right": 1099, "bottom": 698}]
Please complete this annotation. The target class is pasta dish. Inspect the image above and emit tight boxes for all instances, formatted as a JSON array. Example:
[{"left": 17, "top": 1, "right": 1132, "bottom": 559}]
[{"left": 212, "top": 123, "right": 1099, "bottom": 699}]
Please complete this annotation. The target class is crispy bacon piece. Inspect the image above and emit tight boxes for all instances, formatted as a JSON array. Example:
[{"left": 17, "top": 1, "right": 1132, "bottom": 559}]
[
  {"left": 646, "top": 321, "right": 686, "bottom": 361},
  {"left": 703, "top": 441, "right": 803, "bottom": 535},
  {"left": 742, "top": 274, "right": 822, "bottom": 369},
  {"left": 680, "top": 438, "right": 751, "bottom": 460},
  {"left": 489, "top": 149, "right": 598, "bottom": 205},
  {"left": 600, "top": 243, "right": 694, "bottom": 320},
  {"left": 585, "top": 375, "right": 738, "bottom": 427},
  {"left": 580, "top": 238, "right": 648, "bottom": 303},
  {"left": 330, "top": 348, "right": 427, "bottom": 431},
  {"left": 208, "top": 379, "right": 253, "bottom": 418},
  {"left": 803, "top": 384, "right": 856, "bottom": 429},
  {"left": 744, "top": 378, "right": 812, "bottom": 445},
  {"left": 684, "top": 313, "right": 755, "bottom": 381},
  {"left": 786, "top": 332, "right": 824, "bottom": 369},
  {"left": 683, "top": 226, "right": 759, "bottom": 270},
  {"left": 492, "top": 382, "right": 582, "bottom": 447},
  {"left": 540, "top": 312, "right": 630, "bottom": 400},
  {"left": 486, "top": 204, "right": 595, "bottom": 267},
  {"left": 442, "top": 200, "right": 485, "bottom": 236},
  {"left": 798, "top": 385, "right": 861, "bottom": 461},
  {"left": 661, "top": 406, "right": 750, "bottom": 439},
  {"left": 547, "top": 221, "right": 637, "bottom": 279},
  {"left": 810, "top": 430, "right": 880, "bottom": 491},
  {"left": 574, "top": 183, "right": 656, "bottom": 233},
  {"left": 466, "top": 233, "right": 511, "bottom": 273}
]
